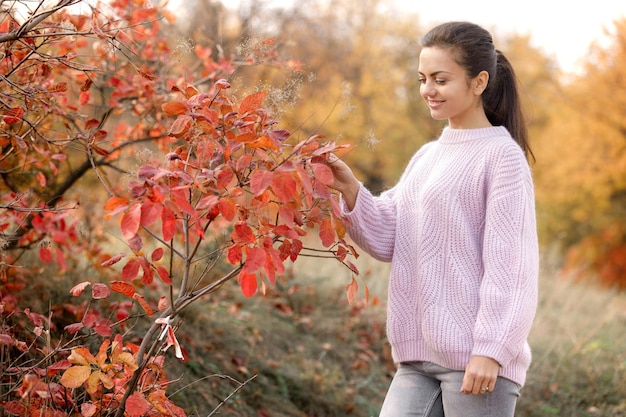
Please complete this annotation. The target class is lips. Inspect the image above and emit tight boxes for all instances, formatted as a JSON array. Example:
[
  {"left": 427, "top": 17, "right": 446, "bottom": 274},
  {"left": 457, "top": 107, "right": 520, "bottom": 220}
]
[{"left": 427, "top": 100, "right": 444, "bottom": 110}]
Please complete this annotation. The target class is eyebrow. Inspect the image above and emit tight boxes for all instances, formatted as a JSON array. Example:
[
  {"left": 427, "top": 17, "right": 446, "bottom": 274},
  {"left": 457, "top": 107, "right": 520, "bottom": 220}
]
[{"left": 418, "top": 70, "right": 452, "bottom": 77}]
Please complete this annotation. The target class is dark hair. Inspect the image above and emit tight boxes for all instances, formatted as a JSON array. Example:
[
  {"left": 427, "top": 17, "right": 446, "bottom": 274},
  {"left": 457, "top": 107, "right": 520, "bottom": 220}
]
[{"left": 421, "top": 21, "right": 534, "bottom": 162}]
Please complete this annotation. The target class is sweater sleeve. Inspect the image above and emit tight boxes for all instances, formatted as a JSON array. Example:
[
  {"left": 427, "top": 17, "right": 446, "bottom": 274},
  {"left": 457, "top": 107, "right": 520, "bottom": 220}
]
[
  {"left": 472, "top": 144, "right": 539, "bottom": 368},
  {"left": 340, "top": 185, "right": 397, "bottom": 262}
]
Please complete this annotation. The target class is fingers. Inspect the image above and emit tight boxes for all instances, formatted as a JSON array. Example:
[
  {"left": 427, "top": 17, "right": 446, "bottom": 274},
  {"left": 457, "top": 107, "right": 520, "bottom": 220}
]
[
  {"left": 461, "top": 356, "right": 500, "bottom": 395},
  {"left": 461, "top": 377, "right": 495, "bottom": 395}
]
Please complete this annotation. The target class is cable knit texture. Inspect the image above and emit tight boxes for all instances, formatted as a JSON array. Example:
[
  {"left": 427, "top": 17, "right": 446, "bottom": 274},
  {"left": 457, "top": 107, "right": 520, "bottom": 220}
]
[{"left": 342, "top": 126, "right": 539, "bottom": 386}]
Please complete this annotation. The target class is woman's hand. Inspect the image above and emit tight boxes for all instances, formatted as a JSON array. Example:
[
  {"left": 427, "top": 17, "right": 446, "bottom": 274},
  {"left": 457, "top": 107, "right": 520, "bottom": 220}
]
[
  {"left": 326, "top": 154, "right": 360, "bottom": 210},
  {"left": 460, "top": 356, "right": 500, "bottom": 395}
]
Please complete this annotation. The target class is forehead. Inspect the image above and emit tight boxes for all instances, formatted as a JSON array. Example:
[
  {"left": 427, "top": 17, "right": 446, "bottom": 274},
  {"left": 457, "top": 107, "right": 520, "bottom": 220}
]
[{"left": 418, "top": 46, "right": 462, "bottom": 74}]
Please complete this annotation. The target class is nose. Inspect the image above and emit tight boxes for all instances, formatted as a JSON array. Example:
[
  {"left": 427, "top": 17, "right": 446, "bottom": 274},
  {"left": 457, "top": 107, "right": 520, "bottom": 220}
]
[{"left": 420, "top": 80, "right": 436, "bottom": 98}]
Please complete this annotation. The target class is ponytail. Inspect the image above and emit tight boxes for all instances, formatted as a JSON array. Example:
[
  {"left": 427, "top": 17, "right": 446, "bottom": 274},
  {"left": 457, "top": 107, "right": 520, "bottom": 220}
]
[{"left": 483, "top": 51, "right": 534, "bottom": 162}]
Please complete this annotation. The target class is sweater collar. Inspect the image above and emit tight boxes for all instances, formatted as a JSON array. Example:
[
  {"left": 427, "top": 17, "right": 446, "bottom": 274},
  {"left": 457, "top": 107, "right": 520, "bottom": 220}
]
[{"left": 437, "top": 125, "right": 510, "bottom": 144}]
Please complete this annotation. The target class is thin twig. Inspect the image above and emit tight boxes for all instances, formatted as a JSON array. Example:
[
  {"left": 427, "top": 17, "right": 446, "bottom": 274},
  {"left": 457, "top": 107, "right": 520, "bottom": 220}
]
[{"left": 206, "top": 374, "right": 258, "bottom": 417}]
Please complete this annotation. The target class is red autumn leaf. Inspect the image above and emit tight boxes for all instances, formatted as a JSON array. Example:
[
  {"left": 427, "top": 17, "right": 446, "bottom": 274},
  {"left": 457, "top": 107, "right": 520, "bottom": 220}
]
[
  {"left": 36, "top": 171, "right": 46, "bottom": 187},
  {"left": 39, "top": 246, "right": 53, "bottom": 263},
  {"left": 243, "top": 247, "right": 266, "bottom": 274},
  {"left": 122, "top": 258, "right": 140, "bottom": 280},
  {"left": 64, "top": 322, "right": 85, "bottom": 334},
  {"left": 312, "top": 162, "right": 334, "bottom": 185},
  {"left": 94, "top": 323, "right": 112, "bottom": 337},
  {"left": 126, "top": 392, "right": 152, "bottom": 417},
  {"left": 319, "top": 217, "right": 335, "bottom": 247},
  {"left": 151, "top": 247, "right": 164, "bottom": 262},
  {"left": 80, "top": 90, "right": 90, "bottom": 106},
  {"left": 197, "top": 194, "right": 218, "bottom": 210},
  {"left": 110, "top": 281, "right": 136, "bottom": 298},
  {"left": 236, "top": 153, "right": 253, "bottom": 172},
  {"left": 216, "top": 168, "right": 234, "bottom": 189},
  {"left": 250, "top": 170, "right": 273, "bottom": 196},
  {"left": 101, "top": 253, "right": 126, "bottom": 267},
  {"left": 141, "top": 201, "right": 162, "bottom": 226},
  {"left": 161, "top": 101, "right": 189, "bottom": 115},
  {"left": 121, "top": 203, "right": 141, "bottom": 239},
  {"left": 239, "top": 91, "right": 266, "bottom": 114},
  {"left": 173, "top": 194, "right": 196, "bottom": 217},
  {"left": 346, "top": 276, "right": 359, "bottom": 305},
  {"left": 81, "top": 403, "right": 97, "bottom": 417},
  {"left": 82, "top": 313, "right": 97, "bottom": 328},
  {"left": 3, "top": 107, "right": 24, "bottom": 124},
  {"left": 156, "top": 266, "right": 172, "bottom": 285},
  {"left": 271, "top": 170, "right": 298, "bottom": 203},
  {"left": 234, "top": 222, "right": 256, "bottom": 244},
  {"left": 91, "top": 283, "right": 110, "bottom": 300},
  {"left": 228, "top": 244, "right": 242, "bottom": 264},
  {"left": 1, "top": 402, "right": 25, "bottom": 416},
  {"left": 161, "top": 207, "right": 177, "bottom": 241},
  {"left": 69, "top": 281, "right": 91, "bottom": 297},
  {"left": 169, "top": 114, "right": 193, "bottom": 138},
  {"left": 238, "top": 270, "right": 258, "bottom": 298},
  {"left": 218, "top": 196, "right": 236, "bottom": 221}
]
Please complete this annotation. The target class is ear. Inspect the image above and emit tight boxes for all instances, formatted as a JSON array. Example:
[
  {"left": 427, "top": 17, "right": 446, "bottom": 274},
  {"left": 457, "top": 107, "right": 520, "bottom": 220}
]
[{"left": 473, "top": 70, "right": 490, "bottom": 95}]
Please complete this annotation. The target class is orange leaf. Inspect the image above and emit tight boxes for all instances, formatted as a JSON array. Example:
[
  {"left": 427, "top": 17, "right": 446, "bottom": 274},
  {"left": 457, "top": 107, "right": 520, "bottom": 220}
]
[
  {"left": 60, "top": 365, "right": 91, "bottom": 389},
  {"left": 110, "top": 281, "right": 136, "bottom": 298},
  {"left": 319, "top": 217, "right": 335, "bottom": 247},
  {"left": 239, "top": 91, "right": 266, "bottom": 114},
  {"left": 345, "top": 276, "right": 359, "bottom": 305},
  {"left": 169, "top": 114, "right": 193, "bottom": 138},
  {"left": 133, "top": 293, "right": 154, "bottom": 316},
  {"left": 218, "top": 197, "right": 236, "bottom": 221},
  {"left": 104, "top": 196, "right": 129, "bottom": 211},
  {"left": 161, "top": 101, "right": 189, "bottom": 115}
]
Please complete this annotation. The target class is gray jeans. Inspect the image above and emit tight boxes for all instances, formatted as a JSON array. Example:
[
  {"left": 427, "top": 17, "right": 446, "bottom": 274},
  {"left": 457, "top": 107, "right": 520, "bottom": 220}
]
[{"left": 379, "top": 361, "right": 521, "bottom": 417}]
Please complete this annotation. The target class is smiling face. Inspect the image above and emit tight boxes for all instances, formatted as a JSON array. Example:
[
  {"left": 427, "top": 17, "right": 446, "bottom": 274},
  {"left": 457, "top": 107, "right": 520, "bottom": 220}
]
[{"left": 418, "top": 46, "right": 491, "bottom": 129}]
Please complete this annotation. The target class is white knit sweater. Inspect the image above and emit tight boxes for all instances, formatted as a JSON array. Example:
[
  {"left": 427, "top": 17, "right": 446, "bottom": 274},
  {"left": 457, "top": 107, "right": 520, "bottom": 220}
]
[{"left": 342, "top": 126, "right": 539, "bottom": 386}]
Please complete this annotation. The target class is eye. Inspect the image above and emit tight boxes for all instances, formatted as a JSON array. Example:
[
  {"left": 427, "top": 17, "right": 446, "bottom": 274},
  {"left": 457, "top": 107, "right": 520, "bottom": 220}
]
[
  {"left": 435, "top": 79, "right": 447, "bottom": 85},
  {"left": 418, "top": 76, "right": 426, "bottom": 84}
]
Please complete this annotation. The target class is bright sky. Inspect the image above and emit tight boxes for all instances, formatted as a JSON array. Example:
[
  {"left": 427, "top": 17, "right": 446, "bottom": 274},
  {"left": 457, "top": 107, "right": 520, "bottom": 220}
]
[{"left": 389, "top": 0, "right": 626, "bottom": 74}]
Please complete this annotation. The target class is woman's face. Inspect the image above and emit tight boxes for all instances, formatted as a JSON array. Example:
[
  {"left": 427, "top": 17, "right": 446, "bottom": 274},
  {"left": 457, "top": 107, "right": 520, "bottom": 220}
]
[{"left": 418, "top": 46, "right": 489, "bottom": 129}]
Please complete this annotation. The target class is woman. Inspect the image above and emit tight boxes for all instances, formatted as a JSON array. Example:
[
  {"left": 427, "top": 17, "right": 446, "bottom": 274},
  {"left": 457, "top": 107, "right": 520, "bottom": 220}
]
[{"left": 328, "top": 22, "right": 539, "bottom": 416}]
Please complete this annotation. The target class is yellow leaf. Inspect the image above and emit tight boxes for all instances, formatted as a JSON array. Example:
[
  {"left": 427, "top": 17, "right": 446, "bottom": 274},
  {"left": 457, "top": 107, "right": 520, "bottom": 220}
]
[{"left": 60, "top": 365, "right": 91, "bottom": 389}]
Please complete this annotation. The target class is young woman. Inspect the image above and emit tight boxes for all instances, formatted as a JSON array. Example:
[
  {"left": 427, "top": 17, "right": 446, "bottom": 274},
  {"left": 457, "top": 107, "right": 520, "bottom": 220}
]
[{"left": 328, "top": 22, "right": 539, "bottom": 417}]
